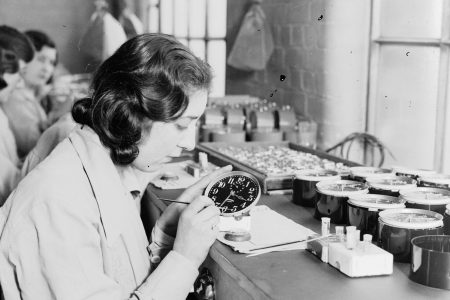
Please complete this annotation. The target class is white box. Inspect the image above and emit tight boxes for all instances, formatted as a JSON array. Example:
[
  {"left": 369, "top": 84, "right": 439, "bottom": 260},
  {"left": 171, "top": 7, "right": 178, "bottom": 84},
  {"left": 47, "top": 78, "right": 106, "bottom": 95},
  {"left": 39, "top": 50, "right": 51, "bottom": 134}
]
[{"left": 328, "top": 242, "right": 393, "bottom": 277}]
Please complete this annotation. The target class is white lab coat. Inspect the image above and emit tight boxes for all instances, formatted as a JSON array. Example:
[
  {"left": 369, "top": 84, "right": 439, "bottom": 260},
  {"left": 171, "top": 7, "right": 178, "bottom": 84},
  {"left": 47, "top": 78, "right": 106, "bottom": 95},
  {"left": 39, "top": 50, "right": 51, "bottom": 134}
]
[{"left": 0, "top": 126, "right": 198, "bottom": 300}]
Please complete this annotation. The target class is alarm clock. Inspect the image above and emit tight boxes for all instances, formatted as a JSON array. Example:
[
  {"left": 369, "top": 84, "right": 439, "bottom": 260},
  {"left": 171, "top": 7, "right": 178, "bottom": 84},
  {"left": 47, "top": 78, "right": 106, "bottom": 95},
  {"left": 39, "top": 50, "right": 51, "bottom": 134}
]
[{"left": 204, "top": 171, "right": 261, "bottom": 216}]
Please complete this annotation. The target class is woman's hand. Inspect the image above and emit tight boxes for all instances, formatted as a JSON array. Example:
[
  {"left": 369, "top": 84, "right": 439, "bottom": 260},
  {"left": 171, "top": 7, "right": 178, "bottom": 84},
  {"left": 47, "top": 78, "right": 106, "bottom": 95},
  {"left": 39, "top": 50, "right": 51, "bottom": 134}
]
[
  {"left": 173, "top": 195, "right": 220, "bottom": 268},
  {"left": 156, "top": 164, "right": 232, "bottom": 237}
]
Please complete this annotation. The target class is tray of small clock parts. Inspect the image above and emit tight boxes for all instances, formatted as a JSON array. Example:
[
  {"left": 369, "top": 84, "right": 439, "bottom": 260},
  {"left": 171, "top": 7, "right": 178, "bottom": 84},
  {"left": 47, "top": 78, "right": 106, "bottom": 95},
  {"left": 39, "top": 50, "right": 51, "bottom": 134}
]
[{"left": 196, "top": 141, "right": 359, "bottom": 193}]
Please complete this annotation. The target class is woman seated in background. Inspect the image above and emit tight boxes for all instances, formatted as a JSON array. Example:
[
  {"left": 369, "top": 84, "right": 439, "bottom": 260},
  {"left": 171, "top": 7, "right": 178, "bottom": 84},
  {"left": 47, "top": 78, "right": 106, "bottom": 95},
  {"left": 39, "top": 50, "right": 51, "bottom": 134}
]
[
  {"left": 2, "top": 30, "right": 58, "bottom": 158},
  {"left": 0, "top": 25, "right": 35, "bottom": 205},
  {"left": 0, "top": 33, "right": 228, "bottom": 299}
]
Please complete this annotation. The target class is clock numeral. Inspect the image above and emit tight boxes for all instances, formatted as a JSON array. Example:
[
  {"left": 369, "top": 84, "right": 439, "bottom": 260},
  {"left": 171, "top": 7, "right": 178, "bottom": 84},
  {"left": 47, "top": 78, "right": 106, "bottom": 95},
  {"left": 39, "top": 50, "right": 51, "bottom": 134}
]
[
  {"left": 211, "top": 188, "right": 219, "bottom": 195},
  {"left": 211, "top": 195, "right": 217, "bottom": 201},
  {"left": 231, "top": 206, "right": 238, "bottom": 212},
  {"left": 228, "top": 177, "right": 235, "bottom": 184},
  {"left": 220, "top": 207, "right": 227, "bottom": 214},
  {"left": 240, "top": 203, "right": 246, "bottom": 208},
  {"left": 249, "top": 187, "right": 255, "bottom": 192},
  {"left": 218, "top": 181, "right": 225, "bottom": 188},
  {"left": 238, "top": 176, "right": 245, "bottom": 182}
]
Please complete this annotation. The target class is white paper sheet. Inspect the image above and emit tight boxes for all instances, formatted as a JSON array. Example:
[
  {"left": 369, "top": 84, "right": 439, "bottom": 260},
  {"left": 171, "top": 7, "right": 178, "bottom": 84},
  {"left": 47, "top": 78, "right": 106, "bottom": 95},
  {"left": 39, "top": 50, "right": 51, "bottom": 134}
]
[{"left": 217, "top": 205, "right": 316, "bottom": 254}]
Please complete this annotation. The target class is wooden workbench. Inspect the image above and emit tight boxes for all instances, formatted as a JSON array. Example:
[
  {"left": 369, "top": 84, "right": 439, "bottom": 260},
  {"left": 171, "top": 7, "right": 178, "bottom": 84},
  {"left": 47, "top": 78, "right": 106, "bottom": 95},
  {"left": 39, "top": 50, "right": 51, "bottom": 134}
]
[{"left": 142, "top": 186, "right": 449, "bottom": 300}]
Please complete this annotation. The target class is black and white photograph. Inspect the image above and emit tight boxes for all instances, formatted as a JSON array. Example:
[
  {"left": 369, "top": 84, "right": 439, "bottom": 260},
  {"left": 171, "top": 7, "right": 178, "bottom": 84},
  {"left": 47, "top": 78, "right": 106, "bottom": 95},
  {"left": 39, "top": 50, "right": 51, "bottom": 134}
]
[{"left": 1, "top": 0, "right": 450, "bottom": 299}]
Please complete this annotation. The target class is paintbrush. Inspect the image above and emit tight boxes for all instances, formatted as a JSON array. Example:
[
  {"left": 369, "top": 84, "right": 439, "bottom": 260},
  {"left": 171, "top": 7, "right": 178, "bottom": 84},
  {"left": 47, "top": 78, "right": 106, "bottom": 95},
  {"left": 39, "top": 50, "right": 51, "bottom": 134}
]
[{"left": 159, "top": 198, "right": 190, "bottom": 205}]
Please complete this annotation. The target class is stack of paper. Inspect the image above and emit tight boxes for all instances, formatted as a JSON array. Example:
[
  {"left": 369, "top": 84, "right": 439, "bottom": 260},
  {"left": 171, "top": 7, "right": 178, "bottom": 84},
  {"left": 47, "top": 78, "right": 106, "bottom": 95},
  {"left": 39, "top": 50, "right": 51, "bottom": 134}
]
[{"left": 217, "top": 205, "right": 316, "bottom": 256}]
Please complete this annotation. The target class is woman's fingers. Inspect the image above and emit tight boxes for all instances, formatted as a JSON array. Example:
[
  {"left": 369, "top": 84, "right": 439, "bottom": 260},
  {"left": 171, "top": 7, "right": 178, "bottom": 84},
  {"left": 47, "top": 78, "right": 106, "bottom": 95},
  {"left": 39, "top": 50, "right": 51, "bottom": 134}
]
[
  {"left": 194, "top": 204, "right": 220, "bottom": 223},
  {"left": 184, "top": 195, "right": 215, "bottom": 214}
]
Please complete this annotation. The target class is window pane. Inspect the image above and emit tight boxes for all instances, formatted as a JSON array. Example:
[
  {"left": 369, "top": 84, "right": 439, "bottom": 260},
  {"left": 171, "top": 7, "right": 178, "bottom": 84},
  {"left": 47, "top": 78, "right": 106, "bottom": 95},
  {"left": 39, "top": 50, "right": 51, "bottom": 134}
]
[
  {"left": 189, "top": 0, "right": 206, "bottom": 38},
  {"left": 148, "top": 0, "right": 159, "bottom": 33},
  {"left": 177, "top": 38, "right": 188, "bottom": 47},
  {"left": 207, "top": 40, "right": 226, "bottom": 96},
  {"left": 372, "top": 45, "right": 440, "bottom": 169},
  {"left": 189, "top": 39, "right": 206, "bottom": 60},
  {"left": 160, "top": 0, "right": 174, "bottom": 35},
  {"left": 376, "top": 0, "right": 442, "bottom": 39},
  {"left": 174, "top": 0, "right": 188, "bottom": 37},
  {"left": 207, "top": 0, "right": 227, "bottom": 38}
]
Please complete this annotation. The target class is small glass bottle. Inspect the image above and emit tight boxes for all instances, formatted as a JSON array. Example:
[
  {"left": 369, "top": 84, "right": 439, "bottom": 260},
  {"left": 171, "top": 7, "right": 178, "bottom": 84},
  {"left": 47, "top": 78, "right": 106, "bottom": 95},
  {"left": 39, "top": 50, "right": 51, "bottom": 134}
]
[
  {"left": 346, "top": 226, "right": 357, "bottom": 249},
  {"left": 335, "top": 226, "right": 345, "bottom": 242},
  {"left": 321, "top": 217, "right": 331, "bottom": 237}
]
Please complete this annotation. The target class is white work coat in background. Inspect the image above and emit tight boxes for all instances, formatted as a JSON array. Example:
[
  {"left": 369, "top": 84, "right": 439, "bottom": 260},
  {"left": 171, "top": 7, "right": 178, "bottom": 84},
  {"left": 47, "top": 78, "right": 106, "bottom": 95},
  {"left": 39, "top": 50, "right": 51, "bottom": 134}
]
[
  {"left": 0, "top": 108, "right": 20, "bottom": 205},
  {"left": 0, "top": 126, "right": 198, "bottom": 300}
]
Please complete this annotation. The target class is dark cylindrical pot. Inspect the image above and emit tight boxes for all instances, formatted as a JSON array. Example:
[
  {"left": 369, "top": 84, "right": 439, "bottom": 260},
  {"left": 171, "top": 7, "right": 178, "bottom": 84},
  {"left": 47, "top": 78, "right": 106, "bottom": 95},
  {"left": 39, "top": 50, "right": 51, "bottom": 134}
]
[
  {"left": 401, "top": 187, "right": 450, "bottom": 215},
  {"left": 378, "top": 208, "right": 444, "bottom": 262},
  {"left": 315, "top": 180, "right": 368, "bottom": 224},
  {"left": 347, "top": 194, "right": 405, "bottom": 241},
  {"left": 349, "top": 166, "right": 393, "bottom": 182},
  {"left": 417, "top": 174, "right": 450, "bottom": 190},
  {"left": 292, "top": 170, "right": 341, "bottom": 207},
  {"left": 444, "top": 204, "right": 450, "bottom": 235},
  {"left": 392, "top": 166, "right": 436, "bottom": 180},
  {"left": 410, "top": 235, "right": 450, "bottom": 290},
  {"left": 366, "top": 175, "right": 417, "bottom": 197}
]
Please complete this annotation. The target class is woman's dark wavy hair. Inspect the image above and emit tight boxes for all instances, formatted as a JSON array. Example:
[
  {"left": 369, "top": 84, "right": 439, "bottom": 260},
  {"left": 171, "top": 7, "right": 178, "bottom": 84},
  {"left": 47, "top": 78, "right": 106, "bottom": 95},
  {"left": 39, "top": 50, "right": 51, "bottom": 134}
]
[
  {"left": 72, "top": 33, "right": 212, "bottom": 165},
  {"left": 25, "top": 30, "right": 58, "bottom": 66},
  {"left": 0, "top": 25, "right": 34, "bottom": 63}
]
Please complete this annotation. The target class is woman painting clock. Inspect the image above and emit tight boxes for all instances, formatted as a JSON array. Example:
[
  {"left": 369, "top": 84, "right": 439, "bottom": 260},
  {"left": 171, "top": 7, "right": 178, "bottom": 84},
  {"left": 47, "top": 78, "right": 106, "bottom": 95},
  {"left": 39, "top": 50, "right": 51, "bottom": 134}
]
[{"left": 0, "top": 33, "right": 231, "bottom": 300}]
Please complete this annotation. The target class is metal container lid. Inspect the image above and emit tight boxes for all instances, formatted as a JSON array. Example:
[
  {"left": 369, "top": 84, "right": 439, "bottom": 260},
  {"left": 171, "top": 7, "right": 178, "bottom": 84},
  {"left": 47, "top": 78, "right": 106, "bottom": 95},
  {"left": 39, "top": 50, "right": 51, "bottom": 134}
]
[
  {"left": 348, "top": 194, "right": 405, "bottom": 210},
  {"left": 350, "top": 166, "right": 393, "bottom": 179},
  {"left": 392, "top": 165, "right": 436, "bottom": 177},
  {"left": 366, "top": 175, "right": 417, "bottom": 192},
  {"left": 400, "top": 187, "right": 450, "bottom": 205},
  {"left": 295, "top": 169, "right": 341, "bottom": 182},
  {"left": 418, "top": 174, "right": 450, "bottom": 187},
  {"left": 316, "top": 180, "right": 369, "bottom": 197},
  {"left": 378, "top": 208, "right": 443, "bottom": 229}
]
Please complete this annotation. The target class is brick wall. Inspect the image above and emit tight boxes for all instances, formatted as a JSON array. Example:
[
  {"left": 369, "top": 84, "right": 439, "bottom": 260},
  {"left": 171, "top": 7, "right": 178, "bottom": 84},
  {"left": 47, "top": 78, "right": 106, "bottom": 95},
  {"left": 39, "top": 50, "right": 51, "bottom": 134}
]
[{"left": 226, "top": 0, "right": 371, "bottom": 150}]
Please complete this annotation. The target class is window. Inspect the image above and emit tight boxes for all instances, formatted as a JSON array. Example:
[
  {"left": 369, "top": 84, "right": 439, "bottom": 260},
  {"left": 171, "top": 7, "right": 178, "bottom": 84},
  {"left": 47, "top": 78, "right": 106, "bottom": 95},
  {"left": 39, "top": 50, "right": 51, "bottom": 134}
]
[
  {"left": 146, "top": 0, "right": 227, "bottom": 97},
  {"left": 367, "top": 0, "right": 450, "bottom": 172}
]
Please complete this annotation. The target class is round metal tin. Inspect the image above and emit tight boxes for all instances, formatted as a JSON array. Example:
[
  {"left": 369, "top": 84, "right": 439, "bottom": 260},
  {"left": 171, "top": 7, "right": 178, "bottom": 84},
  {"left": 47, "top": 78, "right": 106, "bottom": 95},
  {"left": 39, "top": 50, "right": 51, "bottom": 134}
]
[
  {"left": 378, "top": 208, "right": 444, "bottom": 262},
  {"left": 401, "top": 187, "right": 450, "bottom": 215},
  {"left": 445, "top": 204, "right": 450, "bottom": 235},
  {"left": 315, "top": 180, "right": 369, "bottom": 224},
  {"left": 292, "top": 170, "right": 341, "bottom": 207},
  {"left": 350, "top": 166, "right": 393, "bottom": 182},
  {"left": 316, "top": 180, "right": 369, "bottom": 197},
  {"left": 366, "top": 175, "right": 417, "bottom": 197},
  {"left": 348, "top": 194, "right": 405, "bottom": 240},
  {"left": 417, "top": 174, "right": 450, "bottom": 190},
  {"left": 410, "top": 235, "right": 450, "bottom": 290},
  {"left": 392, "top": 165, "right": 436, "bottom": 180}
]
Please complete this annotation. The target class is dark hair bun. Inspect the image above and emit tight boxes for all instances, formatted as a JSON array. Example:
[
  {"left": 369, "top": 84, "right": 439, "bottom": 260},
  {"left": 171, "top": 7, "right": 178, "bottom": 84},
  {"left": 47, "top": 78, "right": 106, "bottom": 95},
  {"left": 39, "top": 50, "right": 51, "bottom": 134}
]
[
  {"left": 72, "top": 98, "right": 93, "bottom": 127},
  {"left": 111, "top": 145, "right": 140, "bottom": 165}
]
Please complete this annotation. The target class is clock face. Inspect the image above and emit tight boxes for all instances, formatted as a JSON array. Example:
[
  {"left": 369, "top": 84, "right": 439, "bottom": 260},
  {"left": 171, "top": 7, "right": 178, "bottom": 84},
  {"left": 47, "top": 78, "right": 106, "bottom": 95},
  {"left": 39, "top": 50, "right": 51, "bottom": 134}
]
[{"left": 204, "top": 171, "right": 261, "bottom": 216}]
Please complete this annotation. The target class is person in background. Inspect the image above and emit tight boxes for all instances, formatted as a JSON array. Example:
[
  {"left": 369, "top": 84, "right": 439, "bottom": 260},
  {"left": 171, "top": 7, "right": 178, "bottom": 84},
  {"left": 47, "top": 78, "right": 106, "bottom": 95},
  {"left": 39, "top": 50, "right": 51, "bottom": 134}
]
[
  {"left": 0, "top": 25, "right": 35, "bottom": 205},
  {"left": 20, "top": 112, "right": 76, "bottom": 177},
  {"left": 2, "top": 30, "right": 57, "bottom": 158},
  {"left": 0, "top": 33, "right": 227, "bottom": 299}
]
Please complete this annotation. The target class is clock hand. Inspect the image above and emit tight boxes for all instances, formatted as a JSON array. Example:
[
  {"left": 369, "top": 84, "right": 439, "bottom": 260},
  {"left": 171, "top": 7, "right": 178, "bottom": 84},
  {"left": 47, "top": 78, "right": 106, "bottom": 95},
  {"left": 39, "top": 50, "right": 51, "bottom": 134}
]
[
  {"left": 219, "top": 191, "right": 233, "bottom": 207},
  {"left": 234, "top": 194, "right": 248, "bottom": 201}
]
